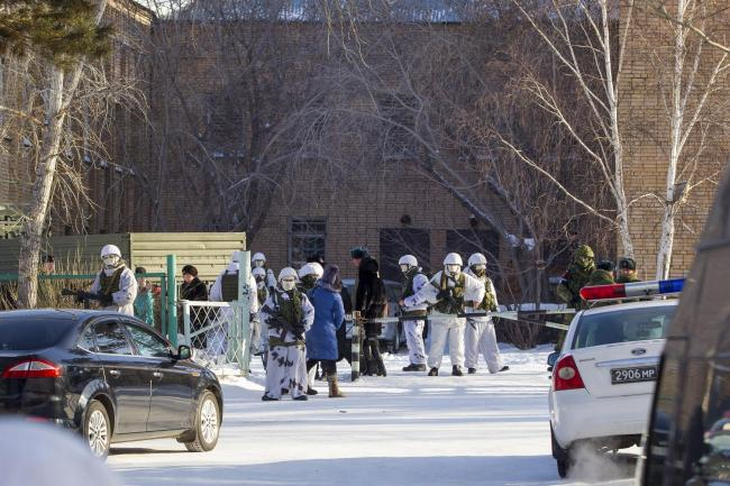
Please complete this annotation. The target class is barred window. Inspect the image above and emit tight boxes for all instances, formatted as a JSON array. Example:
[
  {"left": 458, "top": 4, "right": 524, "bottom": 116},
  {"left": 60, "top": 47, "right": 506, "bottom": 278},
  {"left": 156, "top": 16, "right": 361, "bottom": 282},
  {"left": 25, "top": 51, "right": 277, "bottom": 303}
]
[{"left": 288, "top": 217, "right": 326, "bottom": 267}]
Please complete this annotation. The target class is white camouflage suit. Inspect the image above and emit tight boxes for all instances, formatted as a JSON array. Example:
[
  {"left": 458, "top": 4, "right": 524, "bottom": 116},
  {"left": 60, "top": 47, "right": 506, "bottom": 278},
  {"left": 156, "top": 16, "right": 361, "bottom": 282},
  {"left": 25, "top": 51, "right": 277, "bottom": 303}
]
[
  {"left": 464, "top": 268, "right": 503, "bottom": 373},
  {"left": 400, "top": 269, "right": 431, "bottom": 366},
  {"left": 90, "top": 266, "right": 138, "bottom": 316},
  {"left": 409, "top": 270, "right": 485, "bottom": 370},
  {"left": 259, "top": 288, "right": 315, "bottom": 400}
]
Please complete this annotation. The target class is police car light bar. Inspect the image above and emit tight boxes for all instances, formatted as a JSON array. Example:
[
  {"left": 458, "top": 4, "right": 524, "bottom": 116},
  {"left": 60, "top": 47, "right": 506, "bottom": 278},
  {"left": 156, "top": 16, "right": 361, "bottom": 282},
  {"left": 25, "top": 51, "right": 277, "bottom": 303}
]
[{"left": 579, "top": 278, "right": 685, "bottom": 302}]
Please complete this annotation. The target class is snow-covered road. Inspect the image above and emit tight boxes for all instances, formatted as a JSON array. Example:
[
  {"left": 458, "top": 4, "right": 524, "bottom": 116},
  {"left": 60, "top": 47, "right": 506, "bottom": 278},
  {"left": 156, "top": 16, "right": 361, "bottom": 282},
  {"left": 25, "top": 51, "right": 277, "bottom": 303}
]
[{"left": 109, "top": 346, "right": 636, "bottom": 486}]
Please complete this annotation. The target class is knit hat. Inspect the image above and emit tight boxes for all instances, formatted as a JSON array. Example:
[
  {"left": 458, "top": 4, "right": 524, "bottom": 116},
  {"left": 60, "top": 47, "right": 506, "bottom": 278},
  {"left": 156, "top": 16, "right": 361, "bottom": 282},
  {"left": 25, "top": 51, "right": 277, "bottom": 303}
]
[
  {"left": 350, "top": 246, "right": 369, "bottom": 259},
  {"left": 596, "top": 259, "right": 615, "bottom": 272},
  {"left": 618, "top": 257, "right": 636, "bottom": 270}
]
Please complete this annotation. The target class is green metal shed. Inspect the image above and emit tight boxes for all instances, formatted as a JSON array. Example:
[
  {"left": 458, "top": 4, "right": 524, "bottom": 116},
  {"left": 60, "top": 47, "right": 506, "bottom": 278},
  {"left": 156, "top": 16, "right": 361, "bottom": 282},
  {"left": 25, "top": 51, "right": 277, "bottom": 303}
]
[{"left": 0, "top": 232, "right": 246, "bottom": 282}]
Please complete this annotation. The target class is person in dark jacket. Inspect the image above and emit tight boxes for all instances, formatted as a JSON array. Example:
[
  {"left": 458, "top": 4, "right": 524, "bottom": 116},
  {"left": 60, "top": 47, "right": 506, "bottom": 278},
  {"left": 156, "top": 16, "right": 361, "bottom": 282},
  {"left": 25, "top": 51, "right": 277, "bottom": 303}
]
[
  {"left": 306, "top": 265, "right": 346, "bottom": 397},
  {"left": 351, "top": 246, "right": 387, "bottom": 377},
  {"left": 180, "top": 265, "right": 208, "bottom": 348},
  {"left": 587, "top": 259, "right": 616, "bottom": 286},
  {"left": 180, "top": 265, "right": 208, "bottom": 301}
]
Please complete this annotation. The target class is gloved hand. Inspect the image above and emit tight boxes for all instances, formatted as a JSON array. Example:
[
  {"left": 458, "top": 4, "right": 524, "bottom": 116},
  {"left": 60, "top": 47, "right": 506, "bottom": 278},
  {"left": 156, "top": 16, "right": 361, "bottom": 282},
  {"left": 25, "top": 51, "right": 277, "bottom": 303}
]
[
  {"left": 293, "top": 324, "right": 306, "bottom": 340},
  {"left": 99, "top": 294, "right": 114, "bottom": 307},
  {"left": 436, "top": 289, "right": 451, "bottom": 301},
  {"left": 267, "top": 317, "right": 283, "bottom": 330}
]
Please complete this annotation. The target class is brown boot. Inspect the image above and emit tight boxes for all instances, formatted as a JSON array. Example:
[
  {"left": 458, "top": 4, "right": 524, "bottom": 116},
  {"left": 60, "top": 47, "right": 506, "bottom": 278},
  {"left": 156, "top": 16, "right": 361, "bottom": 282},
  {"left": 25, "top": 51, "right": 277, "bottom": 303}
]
[{"left": 328, "top": 375, "right": 345, "bottom": 398}]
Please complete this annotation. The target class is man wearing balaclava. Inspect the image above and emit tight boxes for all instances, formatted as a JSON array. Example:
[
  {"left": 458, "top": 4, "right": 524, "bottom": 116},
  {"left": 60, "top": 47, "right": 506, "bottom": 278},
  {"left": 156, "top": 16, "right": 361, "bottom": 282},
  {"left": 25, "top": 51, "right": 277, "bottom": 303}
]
[
  {"left": 556, "top": 245, "right": 596, "bottom": 311},
  {"left": 89, "top": 244, "right": 137, "bottom": 316},
  {"left": 259, "top": 267, "right": 315, "bottom": 401}
]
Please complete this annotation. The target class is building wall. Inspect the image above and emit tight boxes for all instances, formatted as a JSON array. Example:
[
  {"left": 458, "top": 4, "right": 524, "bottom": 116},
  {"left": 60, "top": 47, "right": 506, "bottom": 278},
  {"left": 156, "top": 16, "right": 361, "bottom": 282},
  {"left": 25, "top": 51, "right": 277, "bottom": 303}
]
[{"left": 619, "top": 6, "right": 730, "bottom": 278}]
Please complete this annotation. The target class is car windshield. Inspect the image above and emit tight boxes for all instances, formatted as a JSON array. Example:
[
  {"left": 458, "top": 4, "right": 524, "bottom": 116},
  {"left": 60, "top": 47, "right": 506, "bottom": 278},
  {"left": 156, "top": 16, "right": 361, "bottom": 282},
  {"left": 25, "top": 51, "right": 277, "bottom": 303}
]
[
  {"left": 572, "top": 305, "right": 676, "bottom": 349},
  {"left": 0, "top": 316, "right": 76, "bottom": 351}
]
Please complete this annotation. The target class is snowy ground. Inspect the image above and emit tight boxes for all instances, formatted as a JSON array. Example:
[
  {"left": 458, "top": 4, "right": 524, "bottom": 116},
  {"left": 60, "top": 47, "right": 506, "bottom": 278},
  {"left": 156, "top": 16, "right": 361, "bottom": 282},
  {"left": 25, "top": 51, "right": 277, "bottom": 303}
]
[{"left": 109, "top": 345, "right": 637, "bottom": 486}]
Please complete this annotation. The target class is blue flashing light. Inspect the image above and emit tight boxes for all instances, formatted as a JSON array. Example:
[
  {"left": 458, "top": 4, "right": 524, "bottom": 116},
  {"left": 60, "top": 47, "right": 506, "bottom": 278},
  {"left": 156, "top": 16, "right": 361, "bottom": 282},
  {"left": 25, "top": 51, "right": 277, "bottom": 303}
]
[{"left": 658, "top": 278, "right": 684, "bottom": 294}]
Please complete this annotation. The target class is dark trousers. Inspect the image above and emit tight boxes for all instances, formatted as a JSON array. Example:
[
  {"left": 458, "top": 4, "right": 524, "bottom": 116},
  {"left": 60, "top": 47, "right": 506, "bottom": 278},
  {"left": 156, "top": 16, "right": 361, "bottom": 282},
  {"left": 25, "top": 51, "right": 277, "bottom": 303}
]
[{"left": 307, "top": 359, "right": 336, "bottom": 376}]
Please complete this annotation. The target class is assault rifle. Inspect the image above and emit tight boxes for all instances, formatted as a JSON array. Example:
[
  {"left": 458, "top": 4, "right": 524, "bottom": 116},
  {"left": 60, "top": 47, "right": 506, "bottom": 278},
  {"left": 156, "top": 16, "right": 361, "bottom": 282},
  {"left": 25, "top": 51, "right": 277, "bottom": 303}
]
[{"left": 61, "top": 289, "right": 108, "bottom": 309}]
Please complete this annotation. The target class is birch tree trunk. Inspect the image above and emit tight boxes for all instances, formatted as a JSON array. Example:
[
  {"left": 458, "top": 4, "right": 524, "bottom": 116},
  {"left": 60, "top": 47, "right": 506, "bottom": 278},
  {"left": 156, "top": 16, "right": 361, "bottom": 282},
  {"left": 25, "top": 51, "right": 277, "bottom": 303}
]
[
  {"left": 17, "top": 67, "right": 68, "bottom": 308},
  {"left": 16, "top": 0, "right": 109, "bottom": 308}
]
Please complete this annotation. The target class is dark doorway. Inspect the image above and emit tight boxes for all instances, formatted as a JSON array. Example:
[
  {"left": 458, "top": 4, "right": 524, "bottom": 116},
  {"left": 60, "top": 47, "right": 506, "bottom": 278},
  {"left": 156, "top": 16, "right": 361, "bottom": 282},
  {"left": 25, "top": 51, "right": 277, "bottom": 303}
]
[{"left": 379, "top": 229, "right": 431, "bottom": 282}]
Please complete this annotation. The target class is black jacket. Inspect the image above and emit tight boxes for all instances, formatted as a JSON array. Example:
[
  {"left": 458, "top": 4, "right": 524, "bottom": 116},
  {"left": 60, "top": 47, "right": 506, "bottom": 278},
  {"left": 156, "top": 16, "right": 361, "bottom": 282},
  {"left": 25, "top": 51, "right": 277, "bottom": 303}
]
[
  {"left": 355, "top": 257, "right": 387, "bottom": 337},
  {"left": 181, "top": 278, "right": 208, "bottom": 302}
]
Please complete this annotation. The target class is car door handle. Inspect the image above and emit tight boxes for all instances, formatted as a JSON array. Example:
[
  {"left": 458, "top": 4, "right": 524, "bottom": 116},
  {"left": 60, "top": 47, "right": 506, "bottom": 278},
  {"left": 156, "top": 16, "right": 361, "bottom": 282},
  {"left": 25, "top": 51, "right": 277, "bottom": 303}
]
[
  {"left": 108, "top": 369, "right": 121, "bottom": 377},
  {"left": 153, "top": 371, "right": 163, "bottom": 379}
]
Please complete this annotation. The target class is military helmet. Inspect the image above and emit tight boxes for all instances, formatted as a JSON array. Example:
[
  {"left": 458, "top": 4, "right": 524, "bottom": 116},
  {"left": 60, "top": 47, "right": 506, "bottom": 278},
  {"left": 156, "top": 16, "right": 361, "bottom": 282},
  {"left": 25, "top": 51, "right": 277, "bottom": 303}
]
[
  {"left": 298, "top": 262, "right": 323, "bottom": 279},
  {"left": 252, "top": 267, "right": 266, "bottom": 278},
  {"left": 443, "top": 253, "right": 463, "bottom": 266},
  {"left": 574, "top": 245, "right": 595, "bottom": 259},
  {"left": 278, "top": 267, "right": 299, "bottom": 282},
  {"left": 100, "top": 244, "right": 122, "bottom": 258},
  {"left": 398, "top": 255, "right": 418, "bottom": 267},
  {"left": 468, "top": 253, "right": 487, "bottom": 267},
  {"left": 252, "top": 252, "right": 266, "bottom": 263}
]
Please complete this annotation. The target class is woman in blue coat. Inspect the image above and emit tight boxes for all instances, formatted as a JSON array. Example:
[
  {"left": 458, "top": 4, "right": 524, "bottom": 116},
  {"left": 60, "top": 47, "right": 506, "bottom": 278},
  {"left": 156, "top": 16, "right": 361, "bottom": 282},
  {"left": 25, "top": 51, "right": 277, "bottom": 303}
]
[{"left": 306, "top": 265, "right": 346, "bottom": 398}]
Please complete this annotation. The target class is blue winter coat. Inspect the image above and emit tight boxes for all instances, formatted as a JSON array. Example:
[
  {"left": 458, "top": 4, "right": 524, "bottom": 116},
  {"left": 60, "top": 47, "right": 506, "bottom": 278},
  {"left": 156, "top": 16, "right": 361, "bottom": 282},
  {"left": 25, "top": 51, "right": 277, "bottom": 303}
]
[{"left": 306, "top": 284, "right": 346, "bottom": 361}]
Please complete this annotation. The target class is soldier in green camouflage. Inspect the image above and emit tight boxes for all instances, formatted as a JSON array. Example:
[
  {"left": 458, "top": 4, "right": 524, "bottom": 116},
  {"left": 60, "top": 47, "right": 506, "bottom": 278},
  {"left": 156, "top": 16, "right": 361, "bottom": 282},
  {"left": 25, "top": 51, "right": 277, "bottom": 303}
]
[
  {"left": 587, "top": 259, "right": 616, "bottom": 286},
  {"left": 616, "top": 257, "right": 640, "bottom": 284},
  {"left": 555, "top": 245, "right": 595, "bottom": 351},
  {"left": 556, "top": 245, "right": 595, "bottom": 311}
]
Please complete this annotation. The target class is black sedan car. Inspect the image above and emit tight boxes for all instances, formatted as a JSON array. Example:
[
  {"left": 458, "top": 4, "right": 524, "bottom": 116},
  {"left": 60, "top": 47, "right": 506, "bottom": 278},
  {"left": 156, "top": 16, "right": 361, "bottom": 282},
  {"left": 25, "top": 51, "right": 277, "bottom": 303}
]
[{"left": 0, "top": 309, "right": 223, "bottom": 458}]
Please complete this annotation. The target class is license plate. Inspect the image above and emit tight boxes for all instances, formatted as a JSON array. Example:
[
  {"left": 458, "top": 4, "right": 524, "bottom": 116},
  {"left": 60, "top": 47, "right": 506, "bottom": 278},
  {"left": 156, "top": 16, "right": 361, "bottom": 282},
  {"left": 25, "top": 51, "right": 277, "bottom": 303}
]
[{"left": 610, "top": 366, "right": 658, "bottom": 384}]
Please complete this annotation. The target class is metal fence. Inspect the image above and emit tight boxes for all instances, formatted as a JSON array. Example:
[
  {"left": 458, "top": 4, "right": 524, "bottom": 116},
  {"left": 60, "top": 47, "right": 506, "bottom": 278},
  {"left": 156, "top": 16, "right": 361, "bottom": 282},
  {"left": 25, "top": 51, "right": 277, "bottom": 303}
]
[
  {"left": 180, "top": 301, "right": 253, "bottom": 376},
  {"left": 0, "top": 270, "right": 172, "bottom": 335}
]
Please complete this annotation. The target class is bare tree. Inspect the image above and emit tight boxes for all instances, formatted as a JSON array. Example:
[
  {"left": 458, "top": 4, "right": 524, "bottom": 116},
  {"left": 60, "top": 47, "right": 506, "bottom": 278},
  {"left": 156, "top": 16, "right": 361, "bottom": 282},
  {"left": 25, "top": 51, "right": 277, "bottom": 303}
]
[
  {"left": 638, "top": 0, "right": 730, "bottom": 278},
  {"left": 143, "top": 0, "right": 351, "bottom": 242},
  {"left": 509, "top": 0, "right": 730, "bottom": 279},
  {"left": 296, "top": 18, "right": 611, "bottom": 295},
  {"left": 0, "top": 0, "right": 114, "bottom": 308}
]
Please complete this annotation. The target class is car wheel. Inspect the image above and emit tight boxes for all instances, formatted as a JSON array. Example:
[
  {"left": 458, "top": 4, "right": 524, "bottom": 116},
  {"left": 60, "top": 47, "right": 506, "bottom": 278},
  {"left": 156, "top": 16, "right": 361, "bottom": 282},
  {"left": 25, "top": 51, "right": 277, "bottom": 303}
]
[
  {"left": 557, "top": 458, "right": 569, "bottom": 478},
  {"left": 185, "top": 391, "right": 220, "bottom": 452},
  {"left": 551, "top": 424, "right": 572, "bottom": 478},
  {"left": 84, "top": 400, "right": 111, "bottom": 459}
]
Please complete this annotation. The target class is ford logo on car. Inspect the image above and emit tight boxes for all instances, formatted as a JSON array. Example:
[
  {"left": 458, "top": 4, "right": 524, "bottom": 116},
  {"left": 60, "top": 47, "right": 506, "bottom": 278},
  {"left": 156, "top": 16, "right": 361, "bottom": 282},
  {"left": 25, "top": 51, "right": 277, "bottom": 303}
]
[{"left": 632, "top": 348, "right": 647, "bottom": 356}]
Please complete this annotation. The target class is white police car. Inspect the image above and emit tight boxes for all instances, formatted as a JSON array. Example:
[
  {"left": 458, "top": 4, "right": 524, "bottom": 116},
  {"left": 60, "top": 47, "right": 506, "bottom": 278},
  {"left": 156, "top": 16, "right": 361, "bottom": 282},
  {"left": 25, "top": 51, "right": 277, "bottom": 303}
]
[{"left": 548, "top": 279, "right": 683, "bottom": 478}]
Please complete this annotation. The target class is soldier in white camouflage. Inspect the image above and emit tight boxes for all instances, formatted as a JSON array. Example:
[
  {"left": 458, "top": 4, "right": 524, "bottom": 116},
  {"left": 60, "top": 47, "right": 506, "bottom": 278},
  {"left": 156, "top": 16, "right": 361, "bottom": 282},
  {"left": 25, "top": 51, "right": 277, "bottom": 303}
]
[
  {"left": 260, "top": 267, "right": 315, "bottom": 401},
  {"left": 464, "top": 253, "right": 508, "bottom": 374}
]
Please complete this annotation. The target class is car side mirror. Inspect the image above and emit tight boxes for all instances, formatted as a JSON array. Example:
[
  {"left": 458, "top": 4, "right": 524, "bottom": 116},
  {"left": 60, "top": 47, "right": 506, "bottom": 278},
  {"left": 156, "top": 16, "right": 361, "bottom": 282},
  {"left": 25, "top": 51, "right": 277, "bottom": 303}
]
[
  {"left": 176, "top": 345, "right": 192, "bottom": 361},
  {"left": 547, "top": 351, "right": 559, "bottom": 368}
]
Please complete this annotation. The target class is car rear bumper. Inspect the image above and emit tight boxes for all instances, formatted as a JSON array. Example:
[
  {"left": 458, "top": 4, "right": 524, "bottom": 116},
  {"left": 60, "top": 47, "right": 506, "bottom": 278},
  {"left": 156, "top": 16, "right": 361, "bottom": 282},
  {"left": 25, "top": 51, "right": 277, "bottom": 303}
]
[
  {"left": 549, "top": 388, "right": 652, "bottom": 448},
  {"left": 0, "top": 392, "right": 77, "bottom": 429}
]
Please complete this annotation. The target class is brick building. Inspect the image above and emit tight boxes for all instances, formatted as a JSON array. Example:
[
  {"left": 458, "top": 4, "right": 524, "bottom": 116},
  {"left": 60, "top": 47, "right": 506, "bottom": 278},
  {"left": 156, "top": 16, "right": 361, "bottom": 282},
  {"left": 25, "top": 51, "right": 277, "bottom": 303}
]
[
  {"left": 0, "top": 0, "right": 154, "bottom": 239},
  {"left": 3, "top": 1, "right": 727, "bottom": 288},
  {"left": 620, "top": 6, "right": 730, "bottom": 278}
]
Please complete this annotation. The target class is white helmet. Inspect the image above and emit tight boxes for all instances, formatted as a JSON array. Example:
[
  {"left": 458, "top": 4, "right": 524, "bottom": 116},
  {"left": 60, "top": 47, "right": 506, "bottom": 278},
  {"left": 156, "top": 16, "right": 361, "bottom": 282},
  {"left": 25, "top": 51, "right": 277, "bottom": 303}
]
[
  {"left": 100, "top": 244, "right": 121, "bottom": 259},
  {"left": 468, "top": 253, "right": 487, "bottom": 267},
  {"left": 278, "top": 267, "right": 299, "bottom": 291},
  {"left": 298, "top": 263, "right": 322, "bottom": 279},
  {"left": 252, "top": 267, "right": 266, "bottom": 278},
  {"left": 278, "top": 267, "right": 299, "bottom": 282},
  {"left": 100, "top": 244, "right": 122, "bottom": 269},
  {"left": 443, "top": 253, "right": 463, "bottom": 266},
  {"left": 398, "top": 255, "right": 418, "bottom": 267},
  {"left": 252, "top": 252, "right": 266, "bottom": 264},
  {"left": 398, "top": 255, "right": 418, "bottom": 273},
  {"left": 443, "top": 252, "right": 463, "bottom": 277}
]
